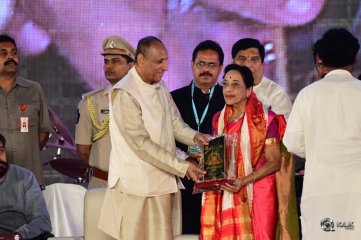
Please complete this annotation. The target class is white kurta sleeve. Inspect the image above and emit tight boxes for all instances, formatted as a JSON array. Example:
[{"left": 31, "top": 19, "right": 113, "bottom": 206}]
[
  {"left": 283, "top": 93, "right": 306, "bottom": 158},
  {"left": 272, "top": 90, "right": 293, "bottom": 121},
  {"left": 112, "top": 89, "right": 189, "bottom": 177},
  {"left": 168, "top": 93, "right": 198, "bottom": 146}
]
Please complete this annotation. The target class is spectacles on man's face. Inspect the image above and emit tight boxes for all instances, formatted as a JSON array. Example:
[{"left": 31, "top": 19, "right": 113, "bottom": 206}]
[{"left": 195, "top": 61, "right": 219, "bottom": 69}]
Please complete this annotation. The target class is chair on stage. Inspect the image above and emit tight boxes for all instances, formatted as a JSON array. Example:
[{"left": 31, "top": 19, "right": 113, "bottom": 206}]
[
  {"left": 47, "top": 187, "right": 114, "bottom": 240},
  {"left": 48, "top": 188, "right": 199, "bottom": 240},
  {"left": 173, "top": 191, "right": 199, "bottom": 240},
  {"left": 43, "top": 183, "right": 86, "bottom": 238}
]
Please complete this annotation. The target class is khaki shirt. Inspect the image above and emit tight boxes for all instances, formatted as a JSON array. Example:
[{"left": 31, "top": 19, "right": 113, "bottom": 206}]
[
  {"left": 0, "top": 76, "right": 52, "bottom": 184},
  {"left": 75, "top": 86, "right": 111, "bottom": 172}
]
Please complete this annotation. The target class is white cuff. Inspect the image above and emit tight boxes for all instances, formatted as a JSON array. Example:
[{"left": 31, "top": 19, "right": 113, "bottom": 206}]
[{"left": 176, "top": 148, "right": 189, "bottom": 161}]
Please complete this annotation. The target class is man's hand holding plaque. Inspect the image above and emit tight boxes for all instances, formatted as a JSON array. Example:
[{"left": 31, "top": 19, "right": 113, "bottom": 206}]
[
  {"left": 185, "top": 132, "right": 210, "bottom": 181},
  {"left": 186, "top": 163, "right": 206, "bottom": 182}
]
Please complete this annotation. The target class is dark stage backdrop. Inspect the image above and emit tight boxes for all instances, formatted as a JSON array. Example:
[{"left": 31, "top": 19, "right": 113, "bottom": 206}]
[{"left": 1, "top": 0, "right": 361, "bottom": 182}]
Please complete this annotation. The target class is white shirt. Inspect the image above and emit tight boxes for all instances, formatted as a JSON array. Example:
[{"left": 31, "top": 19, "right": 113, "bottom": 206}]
[
  {"left": 253, "top": 76, "right": 292, "bottom": 120},
  {"left": 283, "top": 69, "right": 361, "bottom": 239}
]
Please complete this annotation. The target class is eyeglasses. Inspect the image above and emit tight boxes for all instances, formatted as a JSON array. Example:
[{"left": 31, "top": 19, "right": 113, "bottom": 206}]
[{"left": 195, "top": 61, "right": 219, "bottom": 69}]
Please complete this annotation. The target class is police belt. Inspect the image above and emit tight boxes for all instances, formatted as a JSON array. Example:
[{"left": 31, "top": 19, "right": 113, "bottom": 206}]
[{"left": 92, "top": 167, "right": 108, "bottom": 181}]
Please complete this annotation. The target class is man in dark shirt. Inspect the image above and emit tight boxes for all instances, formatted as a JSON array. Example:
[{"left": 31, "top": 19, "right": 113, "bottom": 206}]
[
  {"left": 0, "top": 133, "right": 52, "bottom": 240},
  {"left": 171, "top": 40, "right": 225, "bottom": 234}
]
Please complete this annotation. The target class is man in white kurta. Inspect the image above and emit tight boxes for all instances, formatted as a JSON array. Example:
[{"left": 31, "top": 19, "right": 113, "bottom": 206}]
[
  {"left": 231, "top": 38, "right": 292, "bottom": 120},
  {"left": 98, "top": 36, "right": 207, "bottom": 240},
  {"left": 284, "top": 28, "right": 361, "bottom": 239}
]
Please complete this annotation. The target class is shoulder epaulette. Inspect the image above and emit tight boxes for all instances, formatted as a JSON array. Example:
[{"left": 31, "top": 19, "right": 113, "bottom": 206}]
[{"left": 81, "top": 87, "right": 106, "bottom": 99}]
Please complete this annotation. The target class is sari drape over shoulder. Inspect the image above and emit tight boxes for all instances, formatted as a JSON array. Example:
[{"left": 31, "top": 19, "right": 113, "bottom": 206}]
[{"left": 200, "top": 92, "right": 299, "bottom": 240}]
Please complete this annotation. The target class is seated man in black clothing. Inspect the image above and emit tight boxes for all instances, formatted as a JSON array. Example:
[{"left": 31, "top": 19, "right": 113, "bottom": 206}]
[
  {"left": 171, "top": 40, "right": 225, "bottom": 234},
  {"left": 0, "top": 133, "right": 52, "bottom": 240}
]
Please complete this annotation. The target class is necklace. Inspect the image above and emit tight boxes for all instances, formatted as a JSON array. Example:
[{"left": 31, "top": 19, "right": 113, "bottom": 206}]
[{"left": 232, "top": 112, "right": 244, "bottom": 123}]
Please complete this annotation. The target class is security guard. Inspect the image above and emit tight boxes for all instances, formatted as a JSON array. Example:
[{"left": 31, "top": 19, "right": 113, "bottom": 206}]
[
  {"left": 75, "top": 36, "right": 135, "bottom": 188},
  {"left": 0, "top": 35, "right": 52, "bottom": 185}
]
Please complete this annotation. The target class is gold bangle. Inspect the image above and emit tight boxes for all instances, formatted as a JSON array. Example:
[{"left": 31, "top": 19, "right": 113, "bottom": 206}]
[{"left": 265, "top": 137, "right": 279, "bottom": 146}]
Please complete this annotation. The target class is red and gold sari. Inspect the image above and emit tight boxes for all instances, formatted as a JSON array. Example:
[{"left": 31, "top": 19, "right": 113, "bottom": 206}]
[{"left": 200, "top": 92, "right": 298, "bottom": 240}]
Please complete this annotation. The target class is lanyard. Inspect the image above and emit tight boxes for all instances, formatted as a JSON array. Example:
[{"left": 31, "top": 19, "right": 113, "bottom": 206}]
[{"left": 191, "top": 81, "right": 215, "bottom": 131}]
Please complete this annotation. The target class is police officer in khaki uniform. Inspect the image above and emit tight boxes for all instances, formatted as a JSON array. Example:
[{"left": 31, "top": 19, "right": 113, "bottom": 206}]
[{"left": 75, "top": 36, "right": 135, "bottom": 188}]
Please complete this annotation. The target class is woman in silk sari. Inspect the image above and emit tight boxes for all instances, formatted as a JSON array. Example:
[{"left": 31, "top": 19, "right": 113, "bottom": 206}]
[{"left": 201, "top": 64, "right": 285, "bottom": 240}]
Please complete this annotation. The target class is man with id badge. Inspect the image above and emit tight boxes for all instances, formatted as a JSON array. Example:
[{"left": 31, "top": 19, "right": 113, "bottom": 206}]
[
  {"left": 171, "top": 40, "right": 225, "bottom": 234},
  {"left": 75, "top": 36, "right": 135, "bottom": 188},
  {"left": 0, "top": 35, "right": 52, "bottom": 185}
]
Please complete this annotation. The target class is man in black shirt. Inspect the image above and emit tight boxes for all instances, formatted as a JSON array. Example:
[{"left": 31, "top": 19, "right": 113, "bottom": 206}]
[{"left": 171, "top": 40, "right": 225, "bottom": 234}]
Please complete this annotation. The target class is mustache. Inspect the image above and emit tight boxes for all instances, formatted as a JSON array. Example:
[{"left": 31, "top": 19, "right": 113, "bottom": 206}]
[
  {"left": 199, "top": 72, "right": 212, "bottom": 77},
  {"left": 4, "top": 59, "right": 18, "bottom": 66}
]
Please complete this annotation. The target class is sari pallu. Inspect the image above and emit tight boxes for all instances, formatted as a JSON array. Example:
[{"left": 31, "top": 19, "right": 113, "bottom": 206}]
[{"left": 201, "top": 92, "right": 298, "bottom": 240}]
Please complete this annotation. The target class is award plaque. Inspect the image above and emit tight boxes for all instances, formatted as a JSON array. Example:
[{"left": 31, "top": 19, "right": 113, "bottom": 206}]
[{"left": 194, "top": 135, "right": 235, "bottom": 191}]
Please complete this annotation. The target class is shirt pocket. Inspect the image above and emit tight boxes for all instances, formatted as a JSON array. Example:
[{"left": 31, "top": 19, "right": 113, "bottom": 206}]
[{"left": 16, "top": 103, "right": 40, "bottom": 127}]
